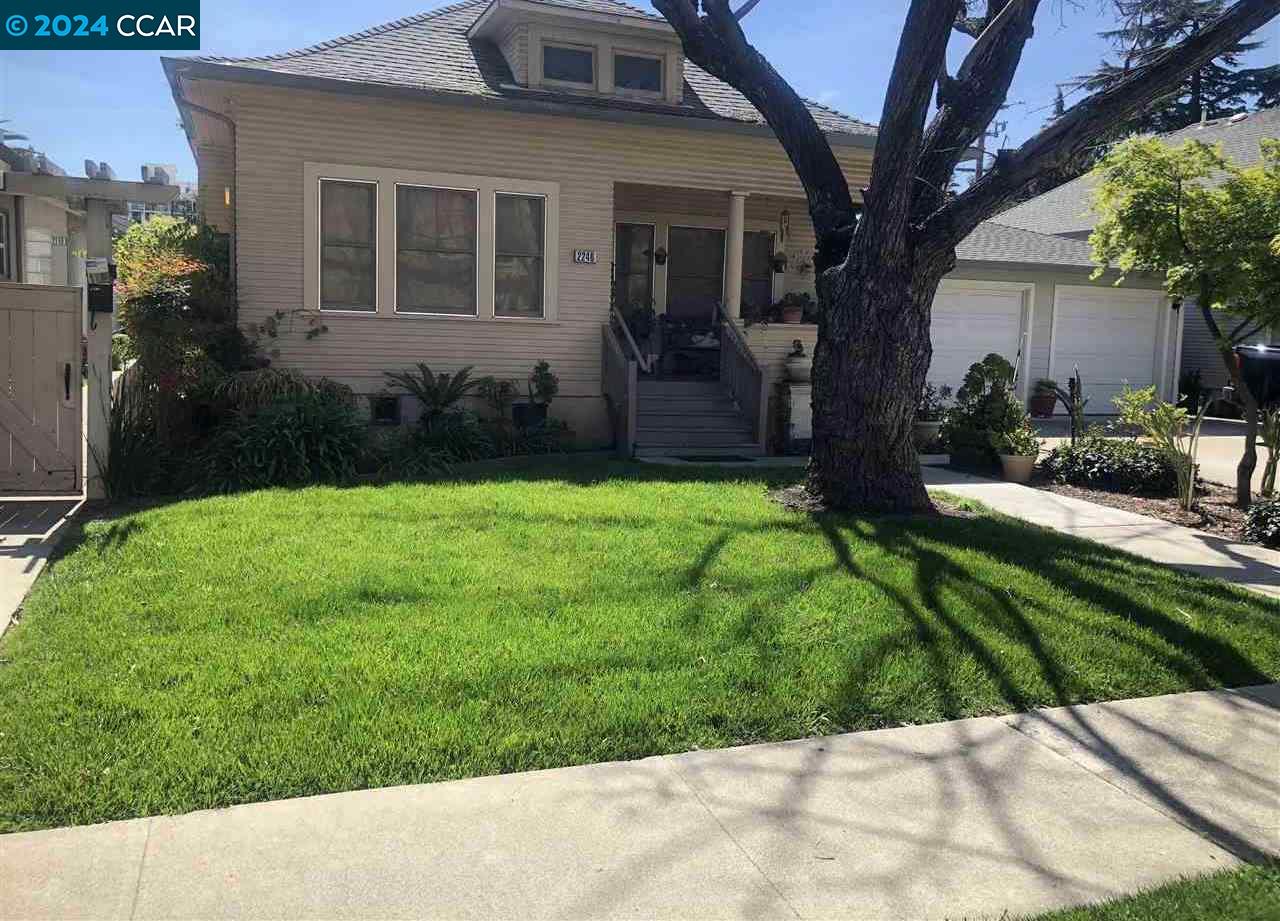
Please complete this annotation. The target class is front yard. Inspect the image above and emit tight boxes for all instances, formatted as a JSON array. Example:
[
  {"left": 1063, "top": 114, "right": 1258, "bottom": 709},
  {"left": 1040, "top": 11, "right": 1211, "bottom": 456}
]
[{"left": 2, "top": 458, "right": 1278, "bottom": 833}]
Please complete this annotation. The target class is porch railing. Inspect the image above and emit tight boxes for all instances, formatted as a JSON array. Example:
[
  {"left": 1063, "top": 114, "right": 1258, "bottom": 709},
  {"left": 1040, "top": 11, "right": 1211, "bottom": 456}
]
[
  {"left": 718, "top": 306, "right": 769, "bottom": 454},
  {"left": 602, "top": 322, "right": 638, "bottom": 457},
  {"left": 609, "top": 305, "right": 651, "bottom": 374}
]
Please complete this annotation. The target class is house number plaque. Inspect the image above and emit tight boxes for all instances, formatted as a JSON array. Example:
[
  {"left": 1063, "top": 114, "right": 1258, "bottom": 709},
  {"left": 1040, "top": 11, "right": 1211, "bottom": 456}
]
[{"left": 574, "top": 249, "right": 598, "bottom": 264}]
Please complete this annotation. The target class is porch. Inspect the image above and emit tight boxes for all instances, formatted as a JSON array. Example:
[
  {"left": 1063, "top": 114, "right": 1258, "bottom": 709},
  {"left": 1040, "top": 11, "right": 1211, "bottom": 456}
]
[{"left": 603, "top": 182, "right": 820, "bottom": 457}]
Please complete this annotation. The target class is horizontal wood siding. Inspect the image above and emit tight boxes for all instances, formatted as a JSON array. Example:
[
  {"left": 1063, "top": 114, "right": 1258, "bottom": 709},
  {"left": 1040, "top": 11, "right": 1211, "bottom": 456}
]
[
  {"left": 199, "top": 77, "right": 872, "bottom": 444},
  {"left": 499, "top": 22, "right": 530, "bottom": 85}
]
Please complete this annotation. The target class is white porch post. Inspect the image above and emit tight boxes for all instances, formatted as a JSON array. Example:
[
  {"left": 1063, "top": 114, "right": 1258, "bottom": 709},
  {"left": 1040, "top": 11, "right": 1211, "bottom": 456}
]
[
  {"left": 83, "top": 199, "right": 113, "bottom": 500},
  {"left": 724, "top": 191, "right": 748, "bottom": 319}
]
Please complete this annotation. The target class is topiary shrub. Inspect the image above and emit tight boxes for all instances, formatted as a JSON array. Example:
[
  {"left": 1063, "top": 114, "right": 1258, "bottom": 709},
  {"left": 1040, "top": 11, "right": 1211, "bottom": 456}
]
[
  {"left": 1244, "top": 500, "right": 1280, "bottom": 547},
  {"left": 198, "top": 392, "right": 366, "bottom": 493},
  {"left": 940, "top": 353, "right": 1024, "bottom": 466},
  {"left": 1040, "top": 435, "right": 1178, "bottom": 496}
]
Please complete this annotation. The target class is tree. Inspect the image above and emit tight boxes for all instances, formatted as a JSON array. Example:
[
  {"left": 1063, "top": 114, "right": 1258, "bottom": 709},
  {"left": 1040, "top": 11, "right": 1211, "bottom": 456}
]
[
  {"left": 1090, "top": 136, "right": 1280, "bottom": 504},
  {"left": 1079, "top": 1, "right": 1276, "bottom": 134},
  {"left": 651, "top": 0, "right": 1280, "bottom": 512}
]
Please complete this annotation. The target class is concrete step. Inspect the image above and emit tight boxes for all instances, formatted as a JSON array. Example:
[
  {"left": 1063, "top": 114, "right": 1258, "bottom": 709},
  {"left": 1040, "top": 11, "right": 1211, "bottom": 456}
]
[
  {"left": 635, "top": 429, "right": 756, "bottom": 447},
  {"left": 637, "top": 413, "right": 752, "bottom": 430},
  {"left": 638, "top": 397, "right": 741, "bottom": 413},
  {"left": 635, "top": 444, "right": 765, "bottom": 458}
]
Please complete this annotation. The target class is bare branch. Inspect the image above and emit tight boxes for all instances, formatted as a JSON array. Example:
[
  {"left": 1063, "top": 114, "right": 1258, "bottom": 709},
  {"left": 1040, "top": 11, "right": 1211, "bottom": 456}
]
[
  {"left": 734, "top": 0, "right": 765, "bottom": 19},
  {"left": 931, "top": 0, "right": 1280, "bottom": 246},
  {"left": 652, "top": 0, "right": 857, "bottom": 269}
]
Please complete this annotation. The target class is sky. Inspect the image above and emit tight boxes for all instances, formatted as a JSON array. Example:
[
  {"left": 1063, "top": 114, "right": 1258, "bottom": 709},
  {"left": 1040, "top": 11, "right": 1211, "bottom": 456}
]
[{"left": 1, "top": 0, "right": 1276, "bottom": 183}]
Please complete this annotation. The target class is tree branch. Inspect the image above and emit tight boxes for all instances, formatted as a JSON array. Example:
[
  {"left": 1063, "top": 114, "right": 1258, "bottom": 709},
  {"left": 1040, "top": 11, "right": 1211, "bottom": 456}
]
[
  {"left": 652, "top": 0, "right": 857, "bottom": 269},
  {"left": 930, "top": 0, "right": 1280, "bottom": 246},
  {"left": 734, "top": 0, "right": 765, "bottom": 19},
  {"left": 917, "top": 0, "right": 1041, "bottom": 219}
]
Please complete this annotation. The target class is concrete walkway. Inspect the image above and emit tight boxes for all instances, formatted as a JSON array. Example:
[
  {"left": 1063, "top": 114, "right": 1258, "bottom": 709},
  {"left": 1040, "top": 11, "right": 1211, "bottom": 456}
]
[
  {"left": 923, "top": 467, "right": 1280, "bottom": 599},
  {"left": 0, "top": 497, "right": 81, "bottom": 639},
  {"left": 2, "top": 685, "right": 1275, "bottom": 920}
]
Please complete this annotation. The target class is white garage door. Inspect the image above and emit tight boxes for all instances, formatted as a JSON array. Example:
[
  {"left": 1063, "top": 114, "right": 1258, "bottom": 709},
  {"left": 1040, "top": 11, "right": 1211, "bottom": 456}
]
[
  {"left": 1051, "top": 285, "right": 1164, "bottom": 413},
  {"left": 929, "top": 281, "right": 1027, "bottom": 395}
]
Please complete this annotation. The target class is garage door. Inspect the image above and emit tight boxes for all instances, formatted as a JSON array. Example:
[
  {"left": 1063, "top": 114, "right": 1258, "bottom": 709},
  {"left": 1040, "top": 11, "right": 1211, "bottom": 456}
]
[
  {"left": 929, "top": 281, "right": 1027, "bottom": 395},
  {"left": 1051, "top": 285, "right": 1164, "bottom": 413}
]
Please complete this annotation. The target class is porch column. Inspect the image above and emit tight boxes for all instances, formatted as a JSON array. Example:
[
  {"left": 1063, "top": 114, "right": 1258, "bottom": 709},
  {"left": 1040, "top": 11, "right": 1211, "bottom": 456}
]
[{"left": 724, "top": 191, "right": 748, "bottom": 319}]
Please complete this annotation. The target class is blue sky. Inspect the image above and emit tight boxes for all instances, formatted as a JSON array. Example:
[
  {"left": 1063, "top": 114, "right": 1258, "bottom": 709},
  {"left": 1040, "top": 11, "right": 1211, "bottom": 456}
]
[{"left": 1, "top": 0, "right": 1276, "bottom": 183}]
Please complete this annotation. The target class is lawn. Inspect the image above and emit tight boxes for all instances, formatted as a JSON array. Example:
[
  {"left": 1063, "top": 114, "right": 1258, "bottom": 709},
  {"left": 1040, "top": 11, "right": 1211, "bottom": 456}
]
[
  {"left": 2, "top": 458, "right": 1278, "bottom": 832},
  {"left": 1025, "top": 863, "right": 1280, "bottom": 920}
]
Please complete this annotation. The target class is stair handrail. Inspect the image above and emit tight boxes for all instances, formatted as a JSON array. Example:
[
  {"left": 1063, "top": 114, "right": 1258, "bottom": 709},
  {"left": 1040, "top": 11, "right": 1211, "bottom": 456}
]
[
  {"left": 717, "top": 303, "right": 769, "bottom": 452},
  {"left": 717, "top": 303, "right": 764, "bottom": 374},
  {"left": 610, "top": 305, "right": 651, "bottom": 374}
]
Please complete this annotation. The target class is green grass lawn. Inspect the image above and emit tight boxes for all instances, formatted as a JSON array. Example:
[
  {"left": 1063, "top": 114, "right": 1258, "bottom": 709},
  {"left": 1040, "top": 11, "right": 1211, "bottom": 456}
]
[
  {"left": 2, "top": 458, "right": 1278, "bottom": 832},
  {"left": 1025, "top": 863, "right": 1280, "bottom": 920}
]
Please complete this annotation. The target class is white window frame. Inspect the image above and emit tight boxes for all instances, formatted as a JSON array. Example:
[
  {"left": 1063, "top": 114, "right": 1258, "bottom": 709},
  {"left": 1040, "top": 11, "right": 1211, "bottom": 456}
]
[
  {"left": 0, "top": 211, "right": 9, "bottom": 280},
  {"left": 541, "top": 42, "right": 597, "bottom": 91},
  {"left": 393, "top": 182, "right": 481, "bottom": 318},
  {"left": 304, "top": 162, "right": 560, "bottom": 322},
  {"left": 316, "top": 177, "right": 380, "bottom": 314},
  {"left": 493, "top": 191, "right": 550, "bottom": 320},
  {"left": 613, "top": 50, "right": 664, "bottom": 99}
]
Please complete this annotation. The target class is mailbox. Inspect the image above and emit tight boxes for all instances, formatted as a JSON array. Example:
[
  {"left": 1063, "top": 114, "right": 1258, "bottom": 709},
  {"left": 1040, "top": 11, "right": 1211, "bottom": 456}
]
[{"left": 1233, "top": 345, "right": 1280, "bottom": 406}]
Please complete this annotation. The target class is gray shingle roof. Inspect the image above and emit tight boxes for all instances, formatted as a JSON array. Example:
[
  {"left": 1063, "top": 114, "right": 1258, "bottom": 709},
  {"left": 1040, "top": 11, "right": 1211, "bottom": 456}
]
[
  {"left": 996, "top": 107, "right": 1280, "bottom": 238},
  {"left": 956, "top": 220, "right": 1098, "bottom": 269},
  {"left": 180, "top": 0, "right": 875, "bottom": 139}
]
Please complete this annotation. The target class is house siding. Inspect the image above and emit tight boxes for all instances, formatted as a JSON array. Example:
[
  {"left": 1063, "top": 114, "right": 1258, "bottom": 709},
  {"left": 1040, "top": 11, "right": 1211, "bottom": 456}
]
[
  {"left": 498, "top": 22, "right": 530, "bottom": 84},
  {"left": 1179, "top": 304, "right": 1271, "bottom": 395},
  {"left": 194, "top": 78, "right": 872, "bottom": 445}
]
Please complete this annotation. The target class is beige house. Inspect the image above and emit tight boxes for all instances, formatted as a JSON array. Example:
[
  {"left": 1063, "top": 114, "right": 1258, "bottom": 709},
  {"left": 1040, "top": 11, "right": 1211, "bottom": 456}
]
[{"left": 163, "top": 0, "right": 1175, "bottom": 455}]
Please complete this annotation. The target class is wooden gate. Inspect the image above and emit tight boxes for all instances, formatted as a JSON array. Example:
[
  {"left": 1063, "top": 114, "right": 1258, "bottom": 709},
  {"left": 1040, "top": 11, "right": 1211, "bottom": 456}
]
[{"left": 1, "top": 284, "right": 82, "bottom": 494}]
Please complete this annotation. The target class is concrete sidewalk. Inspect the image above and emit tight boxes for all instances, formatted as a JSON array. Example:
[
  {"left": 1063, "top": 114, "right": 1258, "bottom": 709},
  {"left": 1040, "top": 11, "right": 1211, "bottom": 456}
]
[
  {"left": 0, "top": 498, "right": 82, "bottom": 639},
  {"left": 3, "top": 685, "right": 1276, "bottom": 920},
  {"left": 924, "top": 467, "right": 1280, "bottom": 599}
]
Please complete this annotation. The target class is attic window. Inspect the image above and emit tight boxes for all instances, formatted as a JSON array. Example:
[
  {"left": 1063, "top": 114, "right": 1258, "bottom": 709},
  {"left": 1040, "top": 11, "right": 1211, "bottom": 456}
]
[
  {"left": 543, "top": 44, "right": 594, "bottom": 87},
  {"left": 615, "top": 53, "right": 662, "bottom": 94}
]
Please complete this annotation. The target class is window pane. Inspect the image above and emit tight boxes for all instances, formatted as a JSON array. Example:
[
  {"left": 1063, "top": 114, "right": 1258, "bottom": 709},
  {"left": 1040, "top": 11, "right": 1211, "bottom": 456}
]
[
  {"left": 320, "top": 180, "right": 376, "bottom": 310},
  {"left": 496, "top": 194, "right": 545, "bottom": 256},
  {"left": 614, "top": 223, "right": 653, "bottom": 309},
  {"left": 615, "top": 54, "right": 662, "bottom": 92},
  {"left": 396, "top": 185, "right": 477, "bottom": 314},
  {"left": 495, "top": 256, "right": 544, "bottom": 318},
  {"left": 544, "top": 45, "right": 594, "bottom": 84}
]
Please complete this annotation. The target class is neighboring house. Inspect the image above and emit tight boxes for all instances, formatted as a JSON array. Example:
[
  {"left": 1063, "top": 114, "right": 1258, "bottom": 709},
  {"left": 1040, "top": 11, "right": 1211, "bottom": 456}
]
[
  {"left": 162, "top": 0, "right": 1175, "bottom": 452},
  {"left": 998, "top": 106, "right": 1280, "bottom": 397},
  {"left": 128, "top": 164, "right": 199, "bottom": 224}
]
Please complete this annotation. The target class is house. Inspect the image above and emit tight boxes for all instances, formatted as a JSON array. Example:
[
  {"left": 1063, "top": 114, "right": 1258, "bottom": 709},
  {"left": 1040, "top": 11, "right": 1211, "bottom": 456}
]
[
  {"left": 997, "top": 106, "right": 1280, "bottom": 400},
  {"left": 161, "top": 0, "right": 1175, "bottom": 454}
]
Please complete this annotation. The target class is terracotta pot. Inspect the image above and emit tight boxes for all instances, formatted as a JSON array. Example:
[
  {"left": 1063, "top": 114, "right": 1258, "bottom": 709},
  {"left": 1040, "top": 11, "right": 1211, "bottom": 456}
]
[
  {"left": 782, "top": 306, "right": 804, "bottom": 323},
  {"left": 999, "top": 453, "right": 1037, "bottom": 484},
  {"left": 785, "top": 356, "right": 811, "bottom": 382},
  {"left": 1029, "top": 392, "right": 1056, "bottom": 418}
]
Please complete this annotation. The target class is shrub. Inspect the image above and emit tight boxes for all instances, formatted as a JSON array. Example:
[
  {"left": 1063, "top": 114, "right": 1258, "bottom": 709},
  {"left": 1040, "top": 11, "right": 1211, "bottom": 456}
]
[
  {"left": 940, "top": 353, "right": 1025, "bottom": 464},
  {"left": 385, "top": 364, "right": 483, "bottom": 422},
  {"left": 215, "top": 368, "right": 353, "bottom": 412},
  {"left": 1244, "top": 500, "right": 1280, "bottom": 547},
  {"left": 198, "top": 392, "right": 366, "bottom": 492},
  {"left": 94, "top": 371, "right": 171, "bottom": 500},
  {"left": 416, "top": 411, "right": 497, "bottom": 462},
  {"left": 1041, "top": 435, "right": 1178, "bottom": 495}
]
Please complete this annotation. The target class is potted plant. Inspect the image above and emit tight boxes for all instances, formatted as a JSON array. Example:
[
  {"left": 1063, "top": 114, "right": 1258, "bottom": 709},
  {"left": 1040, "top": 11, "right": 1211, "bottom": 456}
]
[
  {"left": 776, "top": 291, "right": 812, "bottom": 324},
  {"left": 785, "top": 339, "right": 811, "bottom": 382},
  {"left": 915, "top": 382, "right": 951, "bottom": 447},
  {"left": 997, "top": 418, "right": 1042, "bottom": 483},
  {"left": 1029, "top": 378, "right": 1057, "bottom": 418},
  {"left": 771, "top": 250, "right": 789, "bottom": 274},
  {"left": 513, "top": 360, "right": 558, "bottom": 429}
]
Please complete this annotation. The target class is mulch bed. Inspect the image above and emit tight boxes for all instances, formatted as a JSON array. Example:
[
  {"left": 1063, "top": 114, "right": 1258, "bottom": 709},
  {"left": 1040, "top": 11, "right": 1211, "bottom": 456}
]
[{"left": 1031, "top": 475, "right": 1250, "bottom": 542}]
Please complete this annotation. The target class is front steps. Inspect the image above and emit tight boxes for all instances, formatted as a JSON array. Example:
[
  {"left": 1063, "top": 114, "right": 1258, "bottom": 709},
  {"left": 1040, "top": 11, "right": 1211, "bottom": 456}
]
[{"left": 634, "top": 379, "right": 763, "bottom": 458}]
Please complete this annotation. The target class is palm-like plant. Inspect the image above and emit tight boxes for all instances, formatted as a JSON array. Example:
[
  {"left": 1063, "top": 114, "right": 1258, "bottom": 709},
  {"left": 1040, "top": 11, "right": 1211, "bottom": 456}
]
[{"left": 385, "top": 363, "right": 482, "bottom": 421}]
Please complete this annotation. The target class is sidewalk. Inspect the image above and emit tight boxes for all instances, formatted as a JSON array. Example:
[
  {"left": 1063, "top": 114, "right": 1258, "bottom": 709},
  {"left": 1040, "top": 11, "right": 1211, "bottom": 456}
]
[
  {"left": 923, "top": 467, "right": 1280, "bottom": 599},
  {"left": 3, "top": 685, "right": 1276, "bottom": 920},
  {"left": 0, "top": 498, "right": 81, "bottom": 639}
]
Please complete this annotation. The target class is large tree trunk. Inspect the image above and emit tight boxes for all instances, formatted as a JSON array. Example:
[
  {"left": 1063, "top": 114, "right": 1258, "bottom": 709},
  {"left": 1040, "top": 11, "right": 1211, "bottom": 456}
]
[{"left": 807, "top": 256, "right": 948, "bottom": 513}]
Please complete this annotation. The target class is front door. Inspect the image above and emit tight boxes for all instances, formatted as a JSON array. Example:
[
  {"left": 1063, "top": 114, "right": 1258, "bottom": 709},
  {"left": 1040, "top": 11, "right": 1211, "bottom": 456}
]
[
  {"left": 0, "top": 285, "right": 82, "bottom": 494},
  {"left": 666, "top": 227, "right": 725, "bottom": 326}
]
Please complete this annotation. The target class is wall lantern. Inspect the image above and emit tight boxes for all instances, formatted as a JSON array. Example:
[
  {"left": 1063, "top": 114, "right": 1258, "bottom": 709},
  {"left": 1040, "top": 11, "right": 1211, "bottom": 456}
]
[{"left": 653, "top": 245, "right": 668, "bottom": 266}]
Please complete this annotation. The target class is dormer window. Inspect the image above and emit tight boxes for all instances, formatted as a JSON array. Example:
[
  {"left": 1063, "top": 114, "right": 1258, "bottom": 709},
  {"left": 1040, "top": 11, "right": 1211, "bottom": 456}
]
[
  {"left": 614, "top": 53, "right": 662, "bottom": 95},
  {"left": 543, "top": 44, "right": 595, "bottom": 88}
]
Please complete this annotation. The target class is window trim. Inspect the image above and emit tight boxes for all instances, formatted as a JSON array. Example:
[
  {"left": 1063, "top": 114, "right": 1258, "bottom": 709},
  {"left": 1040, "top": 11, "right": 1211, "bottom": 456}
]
[
  {"left": 613, "top": 50, "right": 664, "bottom": 98},
  {"left": 317, "top": 176, "right": 380, "bottom": 314},
  {"left": 541, "top": 42, "right": 597, "bottom": 90},
  {"left": 493, "top": 190, "right": 549, "bottom": 321},
  {"left": 0, "top": 210, "right": 9, "bottom": 280},
  {"left": 393, "top": 182, "right": 481, "bottom": 318}
]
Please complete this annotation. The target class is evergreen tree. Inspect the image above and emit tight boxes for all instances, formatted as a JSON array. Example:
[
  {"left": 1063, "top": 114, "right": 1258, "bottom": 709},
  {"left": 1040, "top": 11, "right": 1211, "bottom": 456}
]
[{"left": 1079, "top": 1, "right": 1274, "bottom": 134}]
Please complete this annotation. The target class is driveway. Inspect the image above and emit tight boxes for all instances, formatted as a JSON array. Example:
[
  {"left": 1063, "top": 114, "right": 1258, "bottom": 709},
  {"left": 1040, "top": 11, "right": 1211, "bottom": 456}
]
[{"left": 1035, "top": 416, "right": 1267, "bottom": 492}]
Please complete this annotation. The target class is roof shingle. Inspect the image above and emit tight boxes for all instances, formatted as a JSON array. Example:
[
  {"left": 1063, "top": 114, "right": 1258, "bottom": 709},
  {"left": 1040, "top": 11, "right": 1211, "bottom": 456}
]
[{"left": 180, "top": 0, "right": 875, "bottom": 139}]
